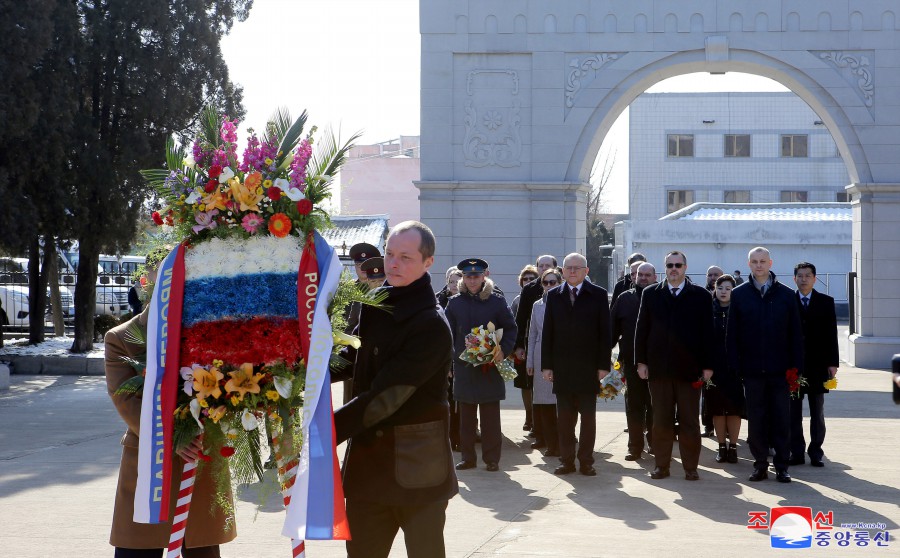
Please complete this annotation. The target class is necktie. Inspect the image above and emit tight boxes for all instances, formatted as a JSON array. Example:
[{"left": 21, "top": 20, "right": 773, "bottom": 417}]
[
  {"left": 760, "top": 284, "right": 767, "bottom": 297},
  {"left": 570, "top": 286, "right": 578, "bottom": 305},
  {"left": 802, "top": 296, "right": 809, "bottom": 309},
  {"left": 671, "top": 287, "right": 679, "bottom": 297}
]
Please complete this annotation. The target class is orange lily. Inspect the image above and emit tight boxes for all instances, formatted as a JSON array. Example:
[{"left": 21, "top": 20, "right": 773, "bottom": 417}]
[{"left": 225, "top": 363, "right": 264, "bottom": 402}]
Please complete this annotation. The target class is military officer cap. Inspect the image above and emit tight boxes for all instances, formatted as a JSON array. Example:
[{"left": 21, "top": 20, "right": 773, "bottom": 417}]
[
  {"left": 349, "top": 242, "right": 380, "bottom": 263},
  {"left": 457, "top": 258, "right": 488, "bottom": 276},
  {"left": 360, "top": 257, "right": 386, "bottom": 279}
]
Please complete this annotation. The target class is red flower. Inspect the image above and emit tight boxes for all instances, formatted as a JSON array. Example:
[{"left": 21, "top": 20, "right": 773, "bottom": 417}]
[
  {"left": 296, "top": 199, "right": 313, "bottom": 215},
  {"left": 205, "top": 179, "right": 218, "bottom": 193},
  {"left": 268, "top": 212, "right": 292, "bottom": 237},
  {"left": 219, "top": 446, "right": 236, "bottom": 458},
  {"left": 151, "top": 211, "right": 163, "bottom": 225},
  {"left": 208, "top": 165, "right": 222, "bottom": 179},
  {"left": 198, "top": 452, "right": 212, "bottom": 463},
  {"left": 691, "top": 380, "right": 703, "bottom": 389},
  {"left": 267, "top": 186, "right": 282, "bottom": 200}
]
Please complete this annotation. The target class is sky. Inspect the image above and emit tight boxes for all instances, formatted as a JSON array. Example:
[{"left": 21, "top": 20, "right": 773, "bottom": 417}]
[{"left": 222, "top": 1, "right": 789, "bottom": 214}]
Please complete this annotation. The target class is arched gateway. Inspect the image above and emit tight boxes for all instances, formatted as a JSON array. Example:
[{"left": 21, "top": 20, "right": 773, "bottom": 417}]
[{"left": 416, "top": 3, "right": 900, "bottom": 368}]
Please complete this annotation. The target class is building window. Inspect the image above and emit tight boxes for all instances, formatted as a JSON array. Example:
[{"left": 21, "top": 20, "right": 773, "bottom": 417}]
[
  {"left": 781, "top": 134, "right": 808, "bottom": 157},
  {"left": 724, "top": 134, "right": 751, "bottom": 157},
  {"left": 836, "top": 192, "right": 849, "bottom": 202},
  {"left": 780, "top": 191, "right": 808, "bottom": 202},
  {"left": 667, "top": 190, "right": 694, "bottom": 212},
  {"left": 724, "top": 190, "right": 751, "bottom": 203},
  {"left": 667, "top": 134, "right": 694, "bottom": 157}
]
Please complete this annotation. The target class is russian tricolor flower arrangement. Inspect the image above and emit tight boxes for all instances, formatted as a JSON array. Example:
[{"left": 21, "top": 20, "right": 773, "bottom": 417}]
[{"left": 122, "top": 105, "right": 373, "bottom": 557}]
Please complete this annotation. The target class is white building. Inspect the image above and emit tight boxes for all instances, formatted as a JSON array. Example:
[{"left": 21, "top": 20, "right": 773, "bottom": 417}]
[{"left": 616, "top": 92, "right": 852, "bottom": 299}]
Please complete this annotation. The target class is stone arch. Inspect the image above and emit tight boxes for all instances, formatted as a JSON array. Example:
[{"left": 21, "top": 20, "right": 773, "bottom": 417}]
[
  {"left": 851, "top": 11, "right": 863, "bottom": 31},
  {"left": 544, "top": 14, "right": 557, "bottom": 33},
  {"left": 729, "top": 13, "right": 743, "bottom": 32},
  {"left": 755, "top": 12, "right": 768, "bottom": 32},
  {"left": 634, "top": 14, "right": 647, "bottom": 33},
  {"left": 455, "top": 15, "right": 467, "bottom": 34},
  {"left": 566, "top": 50, "right": 871, "bottom": 186},
  {"left": 818, "top": 12, "right": 832, "bottom": 31},
  {"left": 884, "top": 11, "right": 896, "bottom": 30},
  {"left": 574, "top": 14, "right": 588, "bottom": 33},
  {"left": 787, "top": 12, "right": 800, "bottom": 32},
  {"left": 690, "top": 13, "right": 703, "bottom": 33},
  {"left": 603, "top": 14, "right": 616, "bottom": 33},
  {"left": 514, "top": 14, "right": 526, "bottom": 34},
  {"left": 485, "top": 15, "right": 498, "bottom": 34},
  {"left": 664, "top": 13, "right": 677, "bottom": 33}
]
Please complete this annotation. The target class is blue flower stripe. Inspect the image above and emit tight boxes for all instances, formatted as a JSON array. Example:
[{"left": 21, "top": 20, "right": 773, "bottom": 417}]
[{"left": 181, "top": 272, "right": 297, "bottom": 326}]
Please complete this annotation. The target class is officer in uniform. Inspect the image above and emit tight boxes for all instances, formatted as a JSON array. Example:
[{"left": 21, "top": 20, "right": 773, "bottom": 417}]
[
  {"left": 359, "top": 257, "right": 386, "bottom": 290},
  {"left": 349, "top": 242, "right": 380, "bottom": 282}
]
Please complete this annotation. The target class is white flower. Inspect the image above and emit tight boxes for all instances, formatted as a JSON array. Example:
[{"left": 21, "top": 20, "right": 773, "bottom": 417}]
[
  {"left": 274, "top": 178, "right": 289, "bottom": 191},
  {"left": 241, "top": 409, "right": 259, "bottom": 431},
  {"left": 183, "top": 154, "right": 196, "bottom": 169},
  {"left": 180, "top": 366, "right": 194, "bottom": 396},
  {"left": 185, "top": 191, "right": 202, "bottom": 205},
  {"left": 224, "top": 425, "right": 239, "bottom": 441},
  {"left": 283, "top": 185, "right": 305, "bottom": 201},
  {"left": 189, "top": 398, "right": 204, "bottom": 431},
  {"left": 218, "top": 166, "right": 235, "bottom": 184},
  {"left": 274, "top": 376, "right": 293, "bottom": 400},
  {"left": 333, "top": 331, "right": 362, "bottom": 349}
]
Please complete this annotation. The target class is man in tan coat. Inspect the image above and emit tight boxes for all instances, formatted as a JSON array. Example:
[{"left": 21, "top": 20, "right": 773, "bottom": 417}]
[{"left": 106, "top": 308, "right": 235, "bottom": 556}]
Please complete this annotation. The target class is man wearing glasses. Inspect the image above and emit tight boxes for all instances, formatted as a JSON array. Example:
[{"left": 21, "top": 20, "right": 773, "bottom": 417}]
[
  {"left": 635, "top": 251, "right": 714, "bottom": 481},
  {"left": 541, "top": 253, "right": 611, "bottom": 476}
]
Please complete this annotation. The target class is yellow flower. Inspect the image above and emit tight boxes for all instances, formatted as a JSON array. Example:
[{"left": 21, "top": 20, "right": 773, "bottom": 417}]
[
  {"left": 199, "top": 398, "right": 209, "bottom": 408},
  {"left": 208, "top": 405, "right": 227, "bottom": 423},
  {"left": 212, "top": 359, "right": 224, "bottom": 368},
  {"left": 201, "top": 188, "right": 230, "bottom": 212},
  {"left": 823, "top": 377, "right": 838, "bottom": 390},
  {"left": 264, "top": 157, "right": 273, "bottom": 165},
  {"left": 228, "top": 176, "right": 263, "bottom": 212},
  {"left": 263, "top": 179, "right": 273, "bottom": 188},
  {"left": 266, "top": 390, "right": 280, "bottom": 402},
  {"left": 193, "top": 366, "right": 224, "bottom": 400},
  {"left": 231, "top": 395, "right": 240, "bottom": 406},
  {"left": 225, "top": 363, "right": 264, "bottom": 402},
  {"left": 614, "top": 361, "right": 621, "bottom": 370}
]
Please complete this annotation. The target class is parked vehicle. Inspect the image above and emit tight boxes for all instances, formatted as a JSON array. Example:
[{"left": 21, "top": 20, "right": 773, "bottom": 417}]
[
  {"left": 57, "top": 249, "right": 140, "bottom": 317},
  {"left": 0, "top": 257, "right": 76, "bottom": 329}
]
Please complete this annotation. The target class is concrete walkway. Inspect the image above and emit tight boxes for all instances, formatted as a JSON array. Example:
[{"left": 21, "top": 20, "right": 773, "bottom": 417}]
[{"left": 1, "top": 344, "right": 898, "bottom": 556}]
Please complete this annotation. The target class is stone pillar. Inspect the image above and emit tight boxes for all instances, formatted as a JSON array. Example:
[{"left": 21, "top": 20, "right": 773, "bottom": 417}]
[
  {"left": 847, "top": 183, "right": 900, "bottom": 368},
  {"left": 416, "top": 181, "right": 589, "bottom": 293}
]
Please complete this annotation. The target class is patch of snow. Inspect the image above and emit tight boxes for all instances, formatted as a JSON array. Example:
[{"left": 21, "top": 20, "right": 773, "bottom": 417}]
[{"left": 0, "top": 337, "right": 104, "bottom": 358}]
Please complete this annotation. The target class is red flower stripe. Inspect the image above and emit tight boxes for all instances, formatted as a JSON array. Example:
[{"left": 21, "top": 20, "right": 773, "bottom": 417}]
[{"left": 180, "top": 317, "right": 303, "bottom": 367}]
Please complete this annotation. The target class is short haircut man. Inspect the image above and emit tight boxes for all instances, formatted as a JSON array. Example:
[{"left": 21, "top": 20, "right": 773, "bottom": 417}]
[
  {"left": 611, "top": 253, "right": 647, "bottom": 305},
  {"left": 726, "top": 246, "right": 803, "bottom": 483}
]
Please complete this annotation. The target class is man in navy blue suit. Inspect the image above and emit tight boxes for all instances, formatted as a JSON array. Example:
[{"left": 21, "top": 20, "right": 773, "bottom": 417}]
[{"left": 541, "top": 253, "right": 611, "bottom": 476}]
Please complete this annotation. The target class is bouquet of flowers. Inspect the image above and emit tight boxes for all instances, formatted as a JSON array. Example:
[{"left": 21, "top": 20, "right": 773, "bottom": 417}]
[
  {"left": 786, "top": 367, "right": 809, "bottom": 398},
  {"left": 459, "top": 322, "right": 517, "bottom": 381},
  {"left": 692, "top": 376, "right": 716, "bottom": 389},
  {"left": 823, "top": 377, "right": 838, "bottom": 390},
  {"left": 599, "top": 367, "right": 625, "bottom": 400}
]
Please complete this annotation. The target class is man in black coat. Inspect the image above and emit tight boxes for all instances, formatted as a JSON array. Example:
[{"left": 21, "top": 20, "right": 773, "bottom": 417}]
[
  {"left": 610, "top": 252, "right": 647, "bottom": 306},
  {"left": 541, "top": 253, "right": 611, "bottom": 476},
  {"left": 513, "top": 254, "right": 558, "bottom": 361},
  {"left": 635, "top": 251, "right": 713, "bottom": 481},
  {"left": 334, "top": 221, "right": 457, "bottom": 558},
  {"left": 790, "top": 261, "right": 839, "bottom": 467},
  {"left": 727, "top": 247, "right": 804, "bottom": 483},
  {"left": 611, "top": 261, "right": 656, "bottom": 460}
]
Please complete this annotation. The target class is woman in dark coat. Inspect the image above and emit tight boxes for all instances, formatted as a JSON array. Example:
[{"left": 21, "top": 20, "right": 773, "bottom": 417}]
[
  {"left": 510, "top": 265, "right": 539, "bottom": 435},
  {"left": 705, "top": 274, "right": 745, "bottom": 464},
  {"left": 436, "top": 266, "right": 463, "bottom": 450}
]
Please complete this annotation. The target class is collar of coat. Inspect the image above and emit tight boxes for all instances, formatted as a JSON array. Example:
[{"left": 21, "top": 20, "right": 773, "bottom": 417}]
[
  {"left": 378, "top": 272, "right": 437, "bottom": 322},
  {"left": 457, "top": 277, "right": 496, "bottom": 301}
]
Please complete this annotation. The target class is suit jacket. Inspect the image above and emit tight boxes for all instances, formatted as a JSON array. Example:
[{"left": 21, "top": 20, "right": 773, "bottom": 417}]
[
  {"left": 634, "top": 281, "right": 714, "bottom": 382},
  {"left": 797, "top": 289, "right": 839, "bottom": 394},
  {"left": 726, "top": 273, "right": 804, "bottom": 377},
  {"left": 334, "top": 272, "right": 458, "bottom": 506},
  {"left": 104, "top": 310, "right": 235, "bottom": 549},
  {"left": 540, "top": 280, "right": 611, "bottom": 395},
  {"left": 610, "top": 275, "right": 633, "bottom": 306},
  {"left": 610, "top": 286, "right": 642, "bottom": 370},
  {"left": 514, "top": 278, "right": 543, "bottom": 350}
]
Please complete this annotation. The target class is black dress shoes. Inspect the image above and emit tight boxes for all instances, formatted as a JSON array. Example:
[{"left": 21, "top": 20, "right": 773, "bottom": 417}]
[
  {"left": 543, "top": 449, "right": 561, "bottom": 457},
  {"left": 776, "top": 469, "right": 792, "bottom": 483},
  {"left": 486, "top": 462, "right": 499, "bottom": 472},
  {"left": 624, "top": 452, "right": 640, "bottom": 461},
  {"left": 788, "top": 456, "right": 805, "bottom": 466},
  {"left": 455, "top": 460, "right": 476, "bottom": 470},
  {"left": 685, "top": 470, "right": 700, "bottom": 481},
  {"left": 451, "top": 442, "right": 460, "bottom": 452},
  {"left": 530, "top": 440, "right": 547, "bottom": 449},
  {"left": 810, "top": 460, "right": 824, "bottom": 467},
  {"left": 554, "top": 464, "right": 576, "bottom": 475},
  {"left": 650, "top": 466, "right": 670, "bottom": 479},
  {"left": 749, "top": 467, "right": 769, "bottom": 481},
  {"left": 579, "top": 465, "right": 597, "bottom": 476}
]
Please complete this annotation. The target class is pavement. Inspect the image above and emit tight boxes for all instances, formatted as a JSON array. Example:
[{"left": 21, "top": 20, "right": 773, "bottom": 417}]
[{"left": 1, "top": 329, "right": 898, "bottom": 557}]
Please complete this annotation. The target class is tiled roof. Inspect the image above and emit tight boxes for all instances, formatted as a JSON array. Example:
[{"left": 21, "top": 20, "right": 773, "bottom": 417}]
[
  {"left": 662, "top": 203, "right": 852, "bottom": 222},
  {"left": 320, "top": 215, "right": 390, "bottom": 258}
]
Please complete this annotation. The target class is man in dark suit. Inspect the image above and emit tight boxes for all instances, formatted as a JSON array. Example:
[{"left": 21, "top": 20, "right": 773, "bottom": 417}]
[
  {"left": 610, "top": 252, "right": 646, "bottom": 305},
  {"left": 635, "top": 250, "right": 713, "bottom": 481},
  {"left": 541, "top": 252, "right": 611, "bottom": 476},
  {"left": 727, "top": 247, "right": 804, "bottom": 483},
  {"left": 335, "top": 221, "right": 457, "bottom": 558},
  {"left": 513, "top": 254, "right": 558, "bottom": 362},
  {"left": 790, "top": 261, "right": 839, "bottom": 467}
]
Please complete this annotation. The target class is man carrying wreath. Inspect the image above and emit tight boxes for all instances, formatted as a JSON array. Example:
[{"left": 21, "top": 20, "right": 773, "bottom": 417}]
[{"left": 445, "top": 257, "right": 517, "bottom": 472}]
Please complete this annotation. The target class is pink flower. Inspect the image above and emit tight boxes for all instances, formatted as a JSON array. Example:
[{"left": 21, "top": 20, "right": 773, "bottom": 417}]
[
  {"left": 220, "top": 117, "right": 239, "bottom": 144},
  {"left": 241, "top": 213, "right": 264, "bottom": 234},
  {"left": 192, "top": 209, "right": 219, "bottom": 234}
]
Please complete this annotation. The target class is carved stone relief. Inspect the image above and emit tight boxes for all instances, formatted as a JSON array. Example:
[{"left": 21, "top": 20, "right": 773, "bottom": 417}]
[
  {"left": 463, "top": 69, "right": 522, "bottom": 168},
  {"left": 564, "top": 53, "right": 624, "bottom": 118},
  {"left": 815, "top": 50, "right": 874, "bottom": 109}
]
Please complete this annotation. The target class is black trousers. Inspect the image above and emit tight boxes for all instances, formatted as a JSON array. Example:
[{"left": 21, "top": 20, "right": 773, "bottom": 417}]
[
  {"left": 623, "top": 367, "right": 653, "bottom": 454},
  {"left": 790, "top": 392, "right": 826, "bottom": 462},
  {"left": 744, "top": 374, "right": 791, "bottom": 470},
  {"left": 556, "top": 392, "right": 596, "bottom": 467},
  {"left": 459, "top": 401, "right": 501, "bottom": 464},
  {"left": 346, "top": 499, "right": 448, "bottom": 558},
  {"left": 115, "top": 546, "right": 219, "bottom": 557},
  {"left": 533, "top": 403, "right": 559, "bottom": 454},
  {"left": 649, "top": 378, "right": 700, "bottom": 471}
]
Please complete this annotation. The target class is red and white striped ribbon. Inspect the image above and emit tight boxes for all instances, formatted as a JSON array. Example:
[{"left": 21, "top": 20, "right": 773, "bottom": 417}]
[
  {"left": 166, "top": 459, "right": 197, "bottom": 558},
  {"left": 273, "top": 430, "right": 305, "bottom": 557}
]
